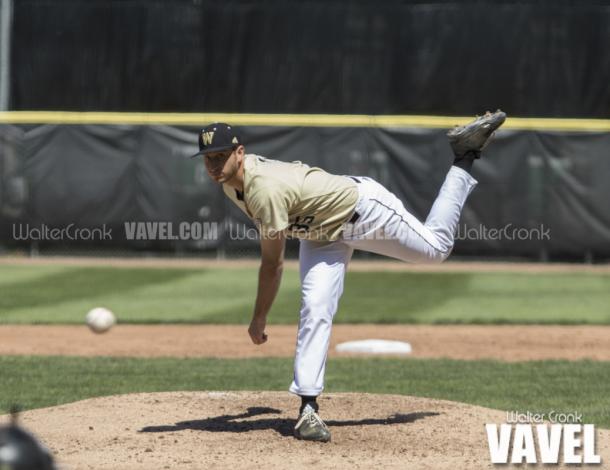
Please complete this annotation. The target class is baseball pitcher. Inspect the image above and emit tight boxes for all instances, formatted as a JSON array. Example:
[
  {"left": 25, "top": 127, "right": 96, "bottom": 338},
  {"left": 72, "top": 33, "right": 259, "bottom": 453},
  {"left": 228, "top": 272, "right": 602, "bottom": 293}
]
[{"left": 191, "top": 111, "right": 506, "bottom": 442}]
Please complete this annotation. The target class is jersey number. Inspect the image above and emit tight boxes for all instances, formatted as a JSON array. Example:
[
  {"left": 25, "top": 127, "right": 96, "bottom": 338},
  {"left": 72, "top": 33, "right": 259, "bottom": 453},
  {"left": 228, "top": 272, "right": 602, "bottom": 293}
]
[{"left": 288, "top": 215, "right": 314, "bottom": 232}]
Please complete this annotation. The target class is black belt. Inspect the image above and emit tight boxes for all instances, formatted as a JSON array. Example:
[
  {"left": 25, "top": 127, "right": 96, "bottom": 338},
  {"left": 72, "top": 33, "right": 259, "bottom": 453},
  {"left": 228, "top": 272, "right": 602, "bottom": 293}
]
[
  {"left": 348, "top": 211, "right": 360, "bottom": 224},
  {"left": 348, "top": 176, "right": 361, "bottom": 223}
]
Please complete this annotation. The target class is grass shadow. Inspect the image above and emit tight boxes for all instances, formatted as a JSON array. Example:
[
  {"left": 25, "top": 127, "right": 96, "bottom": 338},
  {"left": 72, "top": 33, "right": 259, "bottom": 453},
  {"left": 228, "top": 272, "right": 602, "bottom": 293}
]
[
  {"left": 0, "top": 267, "right": 198, "bottom": 313},
  {"left": 339, "top": 272, "right": 473, "bottom": 321},
  {"left": 201, "top": 272, "right": 473, "bottom": 323}
]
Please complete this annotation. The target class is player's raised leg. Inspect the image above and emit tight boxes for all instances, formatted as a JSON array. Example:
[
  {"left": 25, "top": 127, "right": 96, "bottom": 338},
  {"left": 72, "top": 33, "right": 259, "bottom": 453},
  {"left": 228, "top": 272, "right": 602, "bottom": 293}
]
[
  {"left": 342, "top": 110, "right": 506, "bottom": 263},
  {"left": 290, "top": 239, "right": 353, "bottom": 442}
]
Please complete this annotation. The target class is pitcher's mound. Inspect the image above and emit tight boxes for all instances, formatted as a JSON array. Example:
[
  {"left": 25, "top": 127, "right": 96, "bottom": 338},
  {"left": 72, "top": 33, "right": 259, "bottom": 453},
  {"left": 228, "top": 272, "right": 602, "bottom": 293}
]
[{"left": 3, "top": 391, "right": 609, "bottom": 470}]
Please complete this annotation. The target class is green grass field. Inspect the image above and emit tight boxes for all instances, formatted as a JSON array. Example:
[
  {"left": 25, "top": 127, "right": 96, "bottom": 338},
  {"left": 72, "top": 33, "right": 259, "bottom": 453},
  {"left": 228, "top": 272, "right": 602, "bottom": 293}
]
[
  {"left": 0, "top": 264, "right": 609, "bottom": 324},
  {"left": 1, "top": 262, "right": 608, "bottom": 429},
  {"left": 1, "top": 356, "right": 609, "bottom": 428}
]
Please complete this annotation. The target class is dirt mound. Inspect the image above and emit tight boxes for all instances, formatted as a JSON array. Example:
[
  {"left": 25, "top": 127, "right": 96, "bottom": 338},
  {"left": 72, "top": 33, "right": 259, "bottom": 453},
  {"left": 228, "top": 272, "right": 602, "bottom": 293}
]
[{"left": 2, "top": 392, "right": 608, "bottom": 469}]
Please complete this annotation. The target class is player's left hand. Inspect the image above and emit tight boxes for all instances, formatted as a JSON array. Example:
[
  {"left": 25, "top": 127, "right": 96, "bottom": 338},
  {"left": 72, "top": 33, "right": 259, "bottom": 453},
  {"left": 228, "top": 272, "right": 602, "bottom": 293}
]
[{"left": 248, "top": 317, "right": 268, "bottom": 345}]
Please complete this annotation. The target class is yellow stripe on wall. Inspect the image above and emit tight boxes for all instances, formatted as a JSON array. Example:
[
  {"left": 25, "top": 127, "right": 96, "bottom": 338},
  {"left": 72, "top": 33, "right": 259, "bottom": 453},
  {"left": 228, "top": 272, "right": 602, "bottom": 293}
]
[{"left": 0, "top": 111, "right": 609, "bottom": 132}]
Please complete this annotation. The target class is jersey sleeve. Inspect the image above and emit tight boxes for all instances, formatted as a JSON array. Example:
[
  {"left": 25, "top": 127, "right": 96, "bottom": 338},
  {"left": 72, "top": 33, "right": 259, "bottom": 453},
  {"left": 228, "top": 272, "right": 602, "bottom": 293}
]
[{"left": 248, "top": 188, "right": 290, "bottom": 237}]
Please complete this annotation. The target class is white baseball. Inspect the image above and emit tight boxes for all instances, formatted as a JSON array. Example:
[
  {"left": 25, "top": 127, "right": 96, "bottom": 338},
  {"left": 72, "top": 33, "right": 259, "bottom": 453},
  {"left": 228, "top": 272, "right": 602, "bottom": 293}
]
[{"left": 85, "top": 307, "right": 116, "bottom": 334}]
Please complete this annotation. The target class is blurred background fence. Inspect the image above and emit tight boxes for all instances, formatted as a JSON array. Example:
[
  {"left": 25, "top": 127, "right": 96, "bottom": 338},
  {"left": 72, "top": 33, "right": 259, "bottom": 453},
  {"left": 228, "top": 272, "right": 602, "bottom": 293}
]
[
  {"left": 0, "top": 0, "right": 609, "bottom": 261},
  {"left": 4, "top": 0, "right": 610, "bottom": 117}
]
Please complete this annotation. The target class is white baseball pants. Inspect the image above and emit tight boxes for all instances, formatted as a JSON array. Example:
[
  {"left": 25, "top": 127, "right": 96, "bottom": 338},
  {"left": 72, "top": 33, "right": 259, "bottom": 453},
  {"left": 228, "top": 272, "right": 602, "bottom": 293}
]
[{"left": 288, "top": 166, "right": 477, "bottom": 396}]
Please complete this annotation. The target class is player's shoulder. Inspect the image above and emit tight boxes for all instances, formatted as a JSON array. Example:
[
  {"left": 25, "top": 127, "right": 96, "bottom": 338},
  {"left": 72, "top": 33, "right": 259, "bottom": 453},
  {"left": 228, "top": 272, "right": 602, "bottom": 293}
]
[
  {"left": 245, "top": 155, "right": 301, "bottom": 204},
  {"left": 245, "top": 154, "right": 273, "bottom": 183},
  {"left": 246, "top": 154, "right": 302, "bottom": 183},
  {"left": 245, "top": 153, "right": 286, "bottom": 169}
]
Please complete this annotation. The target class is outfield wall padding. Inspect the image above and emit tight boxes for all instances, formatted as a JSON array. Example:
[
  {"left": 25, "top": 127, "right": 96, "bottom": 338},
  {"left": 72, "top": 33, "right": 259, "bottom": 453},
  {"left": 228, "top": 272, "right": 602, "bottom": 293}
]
[{"left": 1, "top": 123, "right": 609, "bottom": 259}]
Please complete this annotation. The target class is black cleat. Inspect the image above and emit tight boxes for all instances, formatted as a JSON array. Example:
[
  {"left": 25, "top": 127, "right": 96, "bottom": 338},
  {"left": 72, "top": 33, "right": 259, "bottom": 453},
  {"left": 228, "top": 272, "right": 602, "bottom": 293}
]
[{"left": 447, "top": 110, "right": 507, "bottom": 159}]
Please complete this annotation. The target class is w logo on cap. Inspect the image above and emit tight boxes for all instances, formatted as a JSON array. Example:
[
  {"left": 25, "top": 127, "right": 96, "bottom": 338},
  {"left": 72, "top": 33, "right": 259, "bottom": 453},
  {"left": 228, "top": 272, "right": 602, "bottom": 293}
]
[
  {"left": 201, "top": 131, "right": 215, "bottom": 146},
  {"left": 190, "top": 123, "right": 240, "bottom": 158}
]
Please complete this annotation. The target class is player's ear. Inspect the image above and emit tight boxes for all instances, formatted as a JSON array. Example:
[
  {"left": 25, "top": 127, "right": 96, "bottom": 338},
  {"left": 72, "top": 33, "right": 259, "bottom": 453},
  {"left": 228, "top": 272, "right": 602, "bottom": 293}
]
[{"left": 235, "top": 145, "right": 245, "bottom": 163}]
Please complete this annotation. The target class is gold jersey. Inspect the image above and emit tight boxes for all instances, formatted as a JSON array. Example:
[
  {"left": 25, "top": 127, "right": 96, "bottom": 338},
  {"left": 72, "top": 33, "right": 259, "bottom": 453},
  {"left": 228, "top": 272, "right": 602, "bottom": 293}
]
[{"left": 223, "top": 154, "right": 358, "bottom": 241}]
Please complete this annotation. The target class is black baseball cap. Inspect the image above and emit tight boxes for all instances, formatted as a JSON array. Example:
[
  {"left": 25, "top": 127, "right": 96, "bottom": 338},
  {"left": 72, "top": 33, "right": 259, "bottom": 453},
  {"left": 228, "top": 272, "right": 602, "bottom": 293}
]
[{"left": 189, "top": 123, "right": 242, "bottom": 158}]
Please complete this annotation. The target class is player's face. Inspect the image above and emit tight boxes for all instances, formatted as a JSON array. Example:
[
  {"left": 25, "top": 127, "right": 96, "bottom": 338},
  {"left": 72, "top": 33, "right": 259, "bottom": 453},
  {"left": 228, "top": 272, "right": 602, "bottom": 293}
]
[{"left": 204, "top": 147, "right": 239, "bottom": 183}]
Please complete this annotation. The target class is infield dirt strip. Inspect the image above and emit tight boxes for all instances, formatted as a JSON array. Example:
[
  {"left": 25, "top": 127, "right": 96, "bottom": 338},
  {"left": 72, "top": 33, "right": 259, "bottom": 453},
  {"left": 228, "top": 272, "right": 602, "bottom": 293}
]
[{"left": 1, "top": 324, "right": 610, "bottom": 360}]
